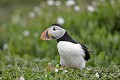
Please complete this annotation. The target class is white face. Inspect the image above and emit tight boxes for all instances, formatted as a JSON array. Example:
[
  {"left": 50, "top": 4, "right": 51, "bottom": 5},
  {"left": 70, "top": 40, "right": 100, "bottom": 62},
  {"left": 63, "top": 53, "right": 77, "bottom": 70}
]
[{"left": 48, "top": 26, "right": 66, "bottom": 39}]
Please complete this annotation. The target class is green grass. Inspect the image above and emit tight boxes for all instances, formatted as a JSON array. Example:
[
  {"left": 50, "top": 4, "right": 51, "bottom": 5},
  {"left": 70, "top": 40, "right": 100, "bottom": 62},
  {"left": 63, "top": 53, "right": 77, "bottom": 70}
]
[
  {"left": 0, "top": 0, "right": 120, "bottom": 79},
  {"left": 0, "top": 53, "right": 119, "bottom": 80}
]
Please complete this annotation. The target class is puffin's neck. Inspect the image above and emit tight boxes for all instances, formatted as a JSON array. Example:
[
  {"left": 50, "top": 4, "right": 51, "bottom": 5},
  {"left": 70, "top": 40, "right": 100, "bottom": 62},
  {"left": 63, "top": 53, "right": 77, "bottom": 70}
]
[{"left": 57, "top": 31, "right": 78, "bottom": 44}]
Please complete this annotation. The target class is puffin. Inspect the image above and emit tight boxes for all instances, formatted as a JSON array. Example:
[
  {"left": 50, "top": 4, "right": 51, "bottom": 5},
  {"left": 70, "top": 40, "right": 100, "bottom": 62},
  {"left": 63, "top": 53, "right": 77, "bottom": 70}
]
[{"left": 40, "top": 24, "right": 90, "bottom": 69}]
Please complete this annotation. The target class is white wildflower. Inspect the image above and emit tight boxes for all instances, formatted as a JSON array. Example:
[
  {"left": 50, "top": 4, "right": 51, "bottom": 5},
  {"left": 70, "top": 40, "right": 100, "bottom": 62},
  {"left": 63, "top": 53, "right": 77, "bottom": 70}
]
[
  {"left": 17, "top": 76, "right": 25, "bottom": 80},
  {"left": 54, "top": 68, "right": 59, "bottom": 73},
  {"left": 74, "top": 5, "right": 80, "bottom": 12},
  {"left": 57, "top": 17, "right": 65, "bottom": 25},
  {"left": 62, "top": 70, "right": 68, "bottom": 74},
  {"left": 3, "top": 43, "right": 8, "bottom": 50},
  {"left": 12, "top": 14, "right": 21, "bottom": 24},
  {"left": 95, "top": 72, "right": 99, "bottom": 78},
  {"left": 55, "top": 1, "right": 61, "bottom": 6},
  {"left": 87, "top": 5, "right": 95, "bottom": 12},
  {"left": 18, "top": 68, "right": 21, "bottom": 71},
  {"left": 48, "top": 62, "right": 52, "bottom": 67},
  {"left": 33, "top": 7, "right": 41, "bottom": 15},
  {"left": 33, "top": 7, "right": 40, "bottom": 13},
  {"left": 86, "top": 67, "right": 92, "bottom": 70},
  {"left": 110, "top": 0, "right": 115, "bottom": 4},
  {"left": 65, "top": 0, "right": 75, "bottom": 7},
  {"left": 29, "top": 12, "right": 35, "bottom": 18},
  {"left": 23, "top": 30, "right": 30, "bottom": 37},
  {"left": 47, "top": 0, "right": 55, "bottom": 6}
]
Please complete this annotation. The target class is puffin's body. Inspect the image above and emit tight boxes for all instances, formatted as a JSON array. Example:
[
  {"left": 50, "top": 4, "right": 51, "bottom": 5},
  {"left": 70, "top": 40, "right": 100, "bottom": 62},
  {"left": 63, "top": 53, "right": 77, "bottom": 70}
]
[{"left": 41, "top": 24, "right": 90, "bottom": 69}]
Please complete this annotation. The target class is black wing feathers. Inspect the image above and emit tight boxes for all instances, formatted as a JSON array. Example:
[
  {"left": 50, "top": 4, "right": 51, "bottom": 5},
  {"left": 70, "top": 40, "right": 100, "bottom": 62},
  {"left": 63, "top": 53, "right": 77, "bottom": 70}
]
[{"left": 81, "top": 44, "right": 90, "bottom": 61}]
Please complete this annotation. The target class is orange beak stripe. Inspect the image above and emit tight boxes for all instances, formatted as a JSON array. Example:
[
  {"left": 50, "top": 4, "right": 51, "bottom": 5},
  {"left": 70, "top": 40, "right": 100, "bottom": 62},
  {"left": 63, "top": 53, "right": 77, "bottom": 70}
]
[{"left": 40, "top": 29, "right": 51, "bottom": 40}]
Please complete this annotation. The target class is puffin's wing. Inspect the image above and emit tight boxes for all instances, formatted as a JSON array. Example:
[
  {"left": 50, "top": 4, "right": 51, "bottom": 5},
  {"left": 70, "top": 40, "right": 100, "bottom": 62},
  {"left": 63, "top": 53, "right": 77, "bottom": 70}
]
[
  {"left": 71, "top": 39, "right": 90, "bottom": 61},
  {"left": 80, "top": 43, "right": 90, "bottom": 61}
]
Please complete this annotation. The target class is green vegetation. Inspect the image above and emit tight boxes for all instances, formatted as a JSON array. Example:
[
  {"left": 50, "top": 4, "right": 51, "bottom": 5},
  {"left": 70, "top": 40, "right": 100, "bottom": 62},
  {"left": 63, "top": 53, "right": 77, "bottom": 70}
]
[
  {"left": 0, "top": 53, "right": 120, "bottom": 80},
  {"left": 0, "top": 0, "right": 120, "bottom": 79}
]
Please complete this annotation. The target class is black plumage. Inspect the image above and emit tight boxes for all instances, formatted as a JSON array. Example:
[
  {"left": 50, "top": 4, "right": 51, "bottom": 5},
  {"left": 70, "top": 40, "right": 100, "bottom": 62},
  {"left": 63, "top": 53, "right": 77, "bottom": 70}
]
[{"left": 52, "top": 23, "right": 62, "bottom": 28}]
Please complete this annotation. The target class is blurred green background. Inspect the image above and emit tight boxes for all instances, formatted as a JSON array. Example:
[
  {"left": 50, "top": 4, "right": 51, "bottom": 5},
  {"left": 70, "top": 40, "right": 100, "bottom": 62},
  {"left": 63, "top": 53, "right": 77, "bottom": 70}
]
[{"left": 0, "top": 0, "right": 120, "bottom": 67}]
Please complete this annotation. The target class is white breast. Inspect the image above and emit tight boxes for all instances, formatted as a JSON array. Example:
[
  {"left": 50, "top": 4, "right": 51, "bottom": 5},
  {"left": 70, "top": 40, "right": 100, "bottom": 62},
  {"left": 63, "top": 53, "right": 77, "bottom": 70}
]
[{"left": 57, "top": 41, "right": 86, "bottom": 69}]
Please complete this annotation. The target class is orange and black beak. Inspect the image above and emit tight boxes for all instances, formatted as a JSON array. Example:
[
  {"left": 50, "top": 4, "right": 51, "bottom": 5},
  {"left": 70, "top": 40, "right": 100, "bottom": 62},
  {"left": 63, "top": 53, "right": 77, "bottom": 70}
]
[{"left": 40, "top": 29, "right": 51, "bottom": 40}]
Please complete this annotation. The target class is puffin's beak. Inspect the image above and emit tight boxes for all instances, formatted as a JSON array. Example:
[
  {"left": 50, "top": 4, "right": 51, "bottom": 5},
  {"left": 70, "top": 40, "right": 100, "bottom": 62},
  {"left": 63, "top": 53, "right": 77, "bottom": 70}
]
[{"left": 40, "top": 29, "right": 52, "bottom": 40}]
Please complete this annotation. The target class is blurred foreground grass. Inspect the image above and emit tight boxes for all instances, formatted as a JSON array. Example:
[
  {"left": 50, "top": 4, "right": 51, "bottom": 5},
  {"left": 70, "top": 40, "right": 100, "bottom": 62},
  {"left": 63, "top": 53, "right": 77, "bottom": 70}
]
[{"left": 0, "top": 0, "right": 120, "bottom": 79}]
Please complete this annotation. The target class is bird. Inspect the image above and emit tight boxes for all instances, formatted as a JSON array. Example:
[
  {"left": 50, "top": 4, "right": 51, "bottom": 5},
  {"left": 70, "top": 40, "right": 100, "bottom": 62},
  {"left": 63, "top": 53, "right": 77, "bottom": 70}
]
[{"left": 40, "top": 23, "right": 90, "bottom": 69}]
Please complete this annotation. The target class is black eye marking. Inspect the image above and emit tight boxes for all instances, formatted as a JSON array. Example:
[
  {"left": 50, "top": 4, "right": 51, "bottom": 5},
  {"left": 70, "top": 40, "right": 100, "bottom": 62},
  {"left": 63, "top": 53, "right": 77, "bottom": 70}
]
[{"left": 53, "top": 27, "right": 56, "bottom": 31}]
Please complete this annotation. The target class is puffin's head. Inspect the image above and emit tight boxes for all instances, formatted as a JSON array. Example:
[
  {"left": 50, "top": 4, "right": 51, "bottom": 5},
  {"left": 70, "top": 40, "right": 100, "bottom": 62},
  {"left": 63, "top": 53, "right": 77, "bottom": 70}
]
[{"left": 40, "top": 24, "right": 66, "bottom": 40}]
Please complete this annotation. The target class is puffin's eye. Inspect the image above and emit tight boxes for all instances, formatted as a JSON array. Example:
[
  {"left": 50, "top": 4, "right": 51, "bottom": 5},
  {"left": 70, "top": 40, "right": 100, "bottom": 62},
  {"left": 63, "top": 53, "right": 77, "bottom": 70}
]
[{"left": 53, "top": 27, "right": 56, "bottom": 31}]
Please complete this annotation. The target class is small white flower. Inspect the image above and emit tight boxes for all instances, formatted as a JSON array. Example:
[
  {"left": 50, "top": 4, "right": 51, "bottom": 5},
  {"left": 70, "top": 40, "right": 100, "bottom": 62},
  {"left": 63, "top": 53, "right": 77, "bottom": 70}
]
[
  {"left": 33, "top": 7, "right": 40, "bottom": 13},
  {"left": 74, "top": 5, "right": 80, "bottom": 12},
  {"left": 65, "top": 0, "right": 75, "bottom": 7},
  {"left": 33, "top": 7, "right": 41, "bottom": 15},
  {"left": 87, "top": 5, "right": 95, "bottom": 12},
  {"left": 18, "top": 76, "right": 25, "bottom": 80},
  {"left": 48, "top": 62, "right": 52, "bottom": 67},
  {"left": 29, "top": 12, "right": 35, "bottom": 18},
  {"left": 47, "top": 0, "right": 55, "bottom": 6},
  {"left": 62, "top": 70, "right": 68, "bottom": 74},
  {"left": 95, "top": 72, "right": 99, "bottom": 78},
  {"left": 110, "top": 0, "right": 114, "bottom": 4},
  {"left": 57, "top": 17, "right": 65, "bottom": 25},
  {"left": 18, "top": 68, "right": 20, "bottom": 71},
  {"left": 23, "top": 30, "right": 30, "bottom": 37},
  {"left": 12, "top": 14, "right": 21, "bottom": 24},
  {"left": 86, "top": 67, "right": 92, "bottom": 70},
  {"left": 3, "top": 43, "right": 8, "bottom": 50},
  {"left": 55, "top": 1, "right": 61, "bottom": 6},
  {"left": 34, "top": 32, "right": 39, "bottom": 37},
  {"left": 54, "top": 68, "right": 59, "bottom": 73}
]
